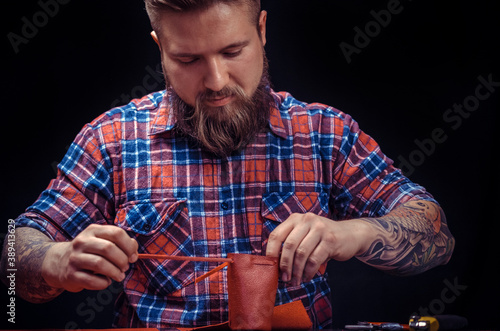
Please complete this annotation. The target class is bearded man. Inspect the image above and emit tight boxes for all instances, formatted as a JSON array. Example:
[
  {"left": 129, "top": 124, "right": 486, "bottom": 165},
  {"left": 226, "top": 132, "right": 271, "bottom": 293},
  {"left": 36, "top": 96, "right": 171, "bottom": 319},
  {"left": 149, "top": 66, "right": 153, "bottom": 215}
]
[{"left": 1, "top": 0, "right": 454, "bottom": 329}]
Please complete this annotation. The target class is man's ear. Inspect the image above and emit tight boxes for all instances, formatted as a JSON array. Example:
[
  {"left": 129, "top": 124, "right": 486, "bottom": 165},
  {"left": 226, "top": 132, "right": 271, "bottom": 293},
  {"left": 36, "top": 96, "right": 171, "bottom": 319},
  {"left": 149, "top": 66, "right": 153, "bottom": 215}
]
[
  {"left": 258, "top": 10, "right": 267, "bottom": 47},
  {"left": 150, "top": 31, "right": 160, "bottom": 47}
]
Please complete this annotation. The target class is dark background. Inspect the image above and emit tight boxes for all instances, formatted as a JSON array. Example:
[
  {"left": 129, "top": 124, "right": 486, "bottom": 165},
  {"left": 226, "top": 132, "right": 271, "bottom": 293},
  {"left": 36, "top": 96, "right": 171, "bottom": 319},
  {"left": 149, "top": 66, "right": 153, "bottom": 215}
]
[{"left": 1, "top": 0, "right": 498, "bottom": 329}]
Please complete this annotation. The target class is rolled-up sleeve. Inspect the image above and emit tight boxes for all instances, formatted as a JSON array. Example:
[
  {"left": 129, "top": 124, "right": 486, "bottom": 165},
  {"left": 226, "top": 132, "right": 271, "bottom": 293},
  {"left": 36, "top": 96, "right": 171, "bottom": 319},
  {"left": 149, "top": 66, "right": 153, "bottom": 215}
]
[
  {"left": 329, "top": 112, "right": 436, "bottom": 220},
  {"left": 16, "top": 123, "right": 115, "bottom": 241}
]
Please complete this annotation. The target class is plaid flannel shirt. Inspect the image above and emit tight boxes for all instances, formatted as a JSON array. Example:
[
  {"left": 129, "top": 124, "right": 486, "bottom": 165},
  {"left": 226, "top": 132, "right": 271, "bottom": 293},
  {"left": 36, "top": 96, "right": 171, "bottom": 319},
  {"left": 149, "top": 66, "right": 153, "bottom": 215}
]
[{"left": 16, "top": 90, "right": 435, "bottom": 329}]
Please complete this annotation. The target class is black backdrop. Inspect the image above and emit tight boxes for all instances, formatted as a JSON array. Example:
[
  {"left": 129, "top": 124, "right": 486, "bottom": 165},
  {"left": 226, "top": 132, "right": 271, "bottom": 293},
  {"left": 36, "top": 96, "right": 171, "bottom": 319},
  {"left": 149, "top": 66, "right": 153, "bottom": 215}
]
[{"left": 1, "top": 0, "right": 499, "bottom": 329}]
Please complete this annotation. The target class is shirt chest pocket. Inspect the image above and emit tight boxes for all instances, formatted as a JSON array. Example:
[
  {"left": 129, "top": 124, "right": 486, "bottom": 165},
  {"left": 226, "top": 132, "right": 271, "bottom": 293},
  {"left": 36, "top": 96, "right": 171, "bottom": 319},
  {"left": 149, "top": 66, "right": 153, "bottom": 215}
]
[
  {"left": 260, "top": 191, "right": 329, "bottom": 246},
  {"left": 115, "top": 198, "right": 195, "bottom": 296}
]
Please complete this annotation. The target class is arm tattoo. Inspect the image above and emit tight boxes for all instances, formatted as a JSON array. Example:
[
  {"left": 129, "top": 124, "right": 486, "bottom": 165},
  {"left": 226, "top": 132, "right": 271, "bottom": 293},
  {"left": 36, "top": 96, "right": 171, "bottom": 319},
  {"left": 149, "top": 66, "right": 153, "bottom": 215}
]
[
  {"left": 357, "top": 200, "right": 455, "bottom": 275},
  {"left": 1, "top": 227, "right": 64, "bottom": 303}
]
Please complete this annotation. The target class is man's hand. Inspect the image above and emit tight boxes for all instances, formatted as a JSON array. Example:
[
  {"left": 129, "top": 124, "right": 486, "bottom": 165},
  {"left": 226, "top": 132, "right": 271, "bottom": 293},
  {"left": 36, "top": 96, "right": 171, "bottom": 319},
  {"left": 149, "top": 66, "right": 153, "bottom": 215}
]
[
  {"left": 42, "top": 224, "right": 139, "bottom": 292},
  {"left": 266, "top": 213, "right": 373, "bottom": 286}
]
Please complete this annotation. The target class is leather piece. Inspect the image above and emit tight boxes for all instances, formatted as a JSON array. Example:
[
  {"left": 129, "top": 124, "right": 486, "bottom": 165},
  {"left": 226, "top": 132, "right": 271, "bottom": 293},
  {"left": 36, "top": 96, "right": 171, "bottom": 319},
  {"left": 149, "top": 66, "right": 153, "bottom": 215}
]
[
  {"left": 137, "top": 253, "right": 313, "bottom": 330},
  {"left": 178, "top": 301, "right": 312, "bottom": 330},
  {"left": 227, "top": 253, "right": 279, "bottom": 330},
  {"left": 271, "top": 300, "right": 313, "bottom": 330}
]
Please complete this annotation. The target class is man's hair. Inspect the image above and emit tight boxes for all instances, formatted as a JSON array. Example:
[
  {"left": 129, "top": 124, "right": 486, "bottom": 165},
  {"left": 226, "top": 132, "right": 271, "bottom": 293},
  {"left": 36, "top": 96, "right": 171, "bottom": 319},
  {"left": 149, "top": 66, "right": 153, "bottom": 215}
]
[{"left": 144, "top": 0, "right": 262, "bottom": 32}]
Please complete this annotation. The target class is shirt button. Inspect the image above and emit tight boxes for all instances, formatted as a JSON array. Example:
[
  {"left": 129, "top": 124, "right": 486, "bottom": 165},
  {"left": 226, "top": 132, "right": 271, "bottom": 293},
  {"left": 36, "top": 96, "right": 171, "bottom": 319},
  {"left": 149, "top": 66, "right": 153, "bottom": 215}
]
[
  {"left": 221, "top": 202, "right": 229, "bottom": 210},
  {"left": 143, "top": 224, "right": 151, "bottom": 232}
]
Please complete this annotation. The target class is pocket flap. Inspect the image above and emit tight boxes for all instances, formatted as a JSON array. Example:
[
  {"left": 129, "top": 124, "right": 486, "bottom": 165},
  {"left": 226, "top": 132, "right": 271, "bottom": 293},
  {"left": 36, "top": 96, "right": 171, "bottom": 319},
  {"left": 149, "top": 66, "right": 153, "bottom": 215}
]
[
  {"left": 115, "top": 198, "right": 187, "bottom": 235},
  {"left": 261, "top": 191, "right": 328, "bottom": 223},
  {"left": 115, "top": 198, "right": 194, "bottom": 297}
]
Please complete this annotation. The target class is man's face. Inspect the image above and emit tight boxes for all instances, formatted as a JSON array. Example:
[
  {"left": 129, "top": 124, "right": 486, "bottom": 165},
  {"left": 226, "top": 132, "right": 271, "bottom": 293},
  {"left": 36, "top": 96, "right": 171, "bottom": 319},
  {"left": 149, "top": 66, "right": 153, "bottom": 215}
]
[{"left": 153, "top": 2, "right": 267, "bottom": 110}]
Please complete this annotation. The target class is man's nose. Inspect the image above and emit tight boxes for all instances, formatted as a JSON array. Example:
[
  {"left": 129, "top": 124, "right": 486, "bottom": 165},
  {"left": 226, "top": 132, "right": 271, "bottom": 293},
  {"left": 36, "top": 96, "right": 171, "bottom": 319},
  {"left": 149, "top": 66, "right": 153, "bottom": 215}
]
[{"left": 203, "top": 57, "right": 229, "bottom": 92}]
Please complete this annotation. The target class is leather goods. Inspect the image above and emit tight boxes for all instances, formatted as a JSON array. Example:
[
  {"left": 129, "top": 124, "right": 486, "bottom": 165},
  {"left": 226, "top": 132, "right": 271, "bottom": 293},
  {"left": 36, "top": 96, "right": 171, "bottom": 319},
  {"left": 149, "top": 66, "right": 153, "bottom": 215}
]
[
  {"left": 271, "top": 300, "right": 313, "bottom": 330},
  {"left": 226, "top": 253, "right": 279, "bottom": 330},
  {"left": 178, "top": 301, "right": 312, "bottom": 331},
  {"left": 138, "top": 253, "right": 312, "bottom": 330}
]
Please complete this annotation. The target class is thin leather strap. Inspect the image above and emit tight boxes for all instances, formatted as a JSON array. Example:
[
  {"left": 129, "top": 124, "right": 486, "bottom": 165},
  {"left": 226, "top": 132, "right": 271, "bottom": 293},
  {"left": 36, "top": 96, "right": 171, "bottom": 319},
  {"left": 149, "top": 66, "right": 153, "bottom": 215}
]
[
  {"left": 137, "top": 254, "right": 233, "bottom": 263},
  {"left": 194, "top": 261, "right": 231, "bottom": 284},
  {"left": 137, "top": 254, "right": 233, "bottom": 285}
]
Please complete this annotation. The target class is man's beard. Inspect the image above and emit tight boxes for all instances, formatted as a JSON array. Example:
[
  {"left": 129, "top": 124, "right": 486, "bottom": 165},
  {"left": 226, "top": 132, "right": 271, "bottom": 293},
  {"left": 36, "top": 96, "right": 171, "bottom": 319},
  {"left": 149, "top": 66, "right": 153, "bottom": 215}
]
[{"left": 166, "top": 55, "right": 274, "bottom": 157}]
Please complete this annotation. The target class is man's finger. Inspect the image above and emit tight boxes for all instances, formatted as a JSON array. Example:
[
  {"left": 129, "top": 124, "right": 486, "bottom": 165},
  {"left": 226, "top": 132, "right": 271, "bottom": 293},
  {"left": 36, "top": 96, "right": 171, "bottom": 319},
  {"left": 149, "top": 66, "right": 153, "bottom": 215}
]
[
  {"left": 279, "top": 225, "right": 311, "bottom": 284},
  {"left": 69, "top": 270, "right": 112, "bottom": 292},
  {"left": 81, "top": 237, "right": 131, "bottom": 272},
  {"left": 70, "top": 251, "right": 126, "bottom": 283},
  {"left": 289, "top": 230, "right": 322, "bottom": 285},
  {"left": 302, "top": 243, "right": 330, "bottom": 283},
  {"left": 90, "top": 225, "right": 139, "bottom": 263},
  {"left": 266, "top": 220, "right": 293, "bottom": 258}
]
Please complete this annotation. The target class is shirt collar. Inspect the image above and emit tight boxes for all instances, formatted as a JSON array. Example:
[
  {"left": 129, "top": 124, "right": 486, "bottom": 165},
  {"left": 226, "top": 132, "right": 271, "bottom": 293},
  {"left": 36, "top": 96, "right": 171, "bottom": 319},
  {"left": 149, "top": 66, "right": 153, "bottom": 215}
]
[
  {"left": 148, "top": 91, "right": 175, "bottom": 136},
  {"left": 148, "top": 90, "right": 290, "bottom": 139}
]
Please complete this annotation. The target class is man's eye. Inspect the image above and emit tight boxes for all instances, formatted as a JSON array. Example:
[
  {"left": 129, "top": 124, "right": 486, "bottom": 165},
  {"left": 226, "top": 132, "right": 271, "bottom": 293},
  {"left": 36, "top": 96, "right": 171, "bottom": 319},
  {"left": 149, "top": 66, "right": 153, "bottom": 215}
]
[
  {"left": 224, "top": 49, "right": 242, "bottom": 58},
  {"left": 178, "top": 58, "right": 198, "bottom": 65}
]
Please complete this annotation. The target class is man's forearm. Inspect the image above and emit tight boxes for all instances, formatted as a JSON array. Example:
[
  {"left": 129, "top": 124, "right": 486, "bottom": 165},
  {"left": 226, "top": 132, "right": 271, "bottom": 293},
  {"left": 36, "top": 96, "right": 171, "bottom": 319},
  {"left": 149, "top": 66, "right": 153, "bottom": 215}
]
[
  {"left": 1, "top": 227, "right": 64, "bottom": 303},
  {"left": 356, "top": 200, "right": 455, "bottom": 275}
]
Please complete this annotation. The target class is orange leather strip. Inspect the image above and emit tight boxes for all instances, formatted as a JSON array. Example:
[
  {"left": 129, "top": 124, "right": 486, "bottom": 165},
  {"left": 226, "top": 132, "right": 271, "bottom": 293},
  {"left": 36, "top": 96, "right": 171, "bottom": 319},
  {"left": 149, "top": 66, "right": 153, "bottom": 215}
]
[
  {"left": 194, "top": 261, "right": 230, "bottom": 284},
  {"left": 137, "top": 254, "right": 233, "bottom": 263}
]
